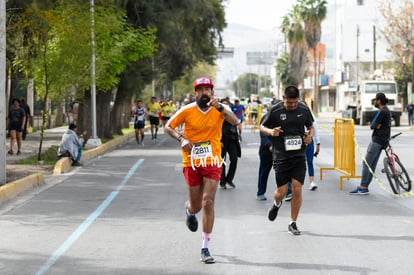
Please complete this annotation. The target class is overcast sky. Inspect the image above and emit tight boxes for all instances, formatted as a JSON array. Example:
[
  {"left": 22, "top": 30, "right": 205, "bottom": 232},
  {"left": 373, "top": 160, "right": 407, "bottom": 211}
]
[{"left": 224, "top": 0, "right": 297, "bottom": 31}]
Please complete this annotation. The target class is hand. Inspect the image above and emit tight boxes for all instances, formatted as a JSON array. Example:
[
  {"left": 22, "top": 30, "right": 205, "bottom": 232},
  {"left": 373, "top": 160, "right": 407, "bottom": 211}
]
[
  {"left": 269, "top": 127, "right": 283, "bottom": 137},
  {"left": 207, "top": 96, "right": 220, "bottom": 109},
  {"left": 180, "top": 138, "right": 193, "bottom": 152},
  {"left": 314, "top": 152, "right": 319, "bottom": 157}
]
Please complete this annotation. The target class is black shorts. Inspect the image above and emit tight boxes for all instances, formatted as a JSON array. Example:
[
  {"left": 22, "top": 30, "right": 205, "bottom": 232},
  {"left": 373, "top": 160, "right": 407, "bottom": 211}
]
[
  {"left": 161, "top": 116, "right": 170, "bottom": 121},
  {"left": 134, "top": 123, "right": 145, "bottom": 129},
  {"left": 9, "top": 123, "right": 23, "bottom": 132},
  {"left": 149, "top": 116, "right": 159, "bottom": 125},
  {"left": 273, "top": 157, "right": 306, "bottom": 187}
]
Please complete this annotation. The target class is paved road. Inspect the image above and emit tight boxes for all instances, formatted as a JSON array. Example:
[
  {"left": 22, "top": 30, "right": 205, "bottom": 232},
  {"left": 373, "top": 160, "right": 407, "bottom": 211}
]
[{"left": 1, "top": 118, "right": 413, "bottom": 274}]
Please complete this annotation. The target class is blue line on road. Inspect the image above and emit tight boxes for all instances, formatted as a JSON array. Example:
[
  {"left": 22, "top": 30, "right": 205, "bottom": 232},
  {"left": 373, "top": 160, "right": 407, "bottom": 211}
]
[
  {"left": 155, "top": 137, "right": 168, "bottom": 147},
  {"left": 36, "top": 158, "right": 144, "bottom": 275}
]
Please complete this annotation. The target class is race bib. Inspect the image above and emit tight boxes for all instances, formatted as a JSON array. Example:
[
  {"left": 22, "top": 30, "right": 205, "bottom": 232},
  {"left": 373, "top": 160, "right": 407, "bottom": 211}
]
[
  {"left": 284, "top": 136, "right": 302, "bottom": 151},
  {"left": 191, "top": 141, "right": 213, "bottom": 159},
  {"left": 151, "top": 110, "right": 158, "bottom": 116}
]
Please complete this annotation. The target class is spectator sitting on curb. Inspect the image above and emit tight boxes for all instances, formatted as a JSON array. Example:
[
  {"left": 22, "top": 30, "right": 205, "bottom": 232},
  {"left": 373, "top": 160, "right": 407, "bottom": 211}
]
[{"left": 58, "top": 123, "right": 86, "bottom": 166}]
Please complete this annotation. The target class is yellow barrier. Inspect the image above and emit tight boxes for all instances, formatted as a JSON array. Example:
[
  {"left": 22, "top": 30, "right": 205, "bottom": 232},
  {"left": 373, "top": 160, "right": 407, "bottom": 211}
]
[{"left": 320, "top": 118, "right": 361, "bottom": 189}]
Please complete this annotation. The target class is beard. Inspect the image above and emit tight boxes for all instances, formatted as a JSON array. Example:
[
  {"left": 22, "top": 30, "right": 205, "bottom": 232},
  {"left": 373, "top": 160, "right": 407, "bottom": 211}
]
[{"left": 196, "top": 95, "right": 210, "bottom": 108}]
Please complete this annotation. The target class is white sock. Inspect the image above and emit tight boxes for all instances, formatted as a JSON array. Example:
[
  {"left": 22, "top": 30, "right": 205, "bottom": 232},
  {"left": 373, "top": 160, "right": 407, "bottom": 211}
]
[
  {"left": 202, "top": 232, "right": 211, "bottom": 249},
  {"left": 290, "top": 220, "right": 296, "bottom": 225},
  {"left": 274, "top": 200, "right": 281, "bottom": 207}
]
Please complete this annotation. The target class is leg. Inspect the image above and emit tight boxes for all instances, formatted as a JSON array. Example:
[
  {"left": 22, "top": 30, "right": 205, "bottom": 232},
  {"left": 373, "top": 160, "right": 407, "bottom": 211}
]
[
  {"left": 225, "top": 142, "right": 238, "bottom": 183},
  {"left": 290, "top": 178, "right": 303, "bottom": 221},
  {"left": 150, "top": 124, "right": 155, "bottom": 139},
  {"left": 140, "top": 128, "right": 145, "bottom": 143},
  {"left": 16, "top": 131, "right": 23, "bottom": 152},
  {"left": 9, "top": 130, "right": 17, "bottom": 153},
  {"left": 257, "top": 154, "right": 272, "bottom": 196},
  {"left": 360, "top": 142, "right": 383, "bottom": 188},
  {"left": 201, "top": 177, "right": 218, "bottom": 233},
  {"left": 135, "top": 128, "right": 140, "bottom": 144}
]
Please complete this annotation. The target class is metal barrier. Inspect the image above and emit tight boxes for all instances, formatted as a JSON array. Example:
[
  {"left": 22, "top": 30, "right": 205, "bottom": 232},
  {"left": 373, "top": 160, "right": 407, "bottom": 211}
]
[{"left": 320, "top": 118, "right": 361, "bottom": 189}]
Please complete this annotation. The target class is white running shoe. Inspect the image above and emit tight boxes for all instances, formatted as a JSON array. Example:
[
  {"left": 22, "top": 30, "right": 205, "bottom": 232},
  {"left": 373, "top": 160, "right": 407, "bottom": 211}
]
[{"left": 309, "top": 182, "right": 318, "bottom": 191}]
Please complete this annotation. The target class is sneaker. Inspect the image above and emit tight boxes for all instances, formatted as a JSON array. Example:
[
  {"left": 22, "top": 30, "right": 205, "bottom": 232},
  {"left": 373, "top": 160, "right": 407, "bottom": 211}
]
[
  {"left": 200, "top": 248, "right": 215, "bottom": 264},
  {"left": 349, "top": 186, "right": 369, "bottom": 195},
  {"left": 256, "top": 194, "right": 267, "bottom": 201},
  {"left": 219, "top": 182, "right": 227, "bottom": 189},
  {"left": 185, "top": 202, "right": 198, "bottom": 232},
  {"left": 8, "top": 149, "right": 13, "bottom": 155},
  {"left": 284, "top": 192, "right": 292, "bottom": 201},
  {"left": 309, "top": 181, "right": 318, "bottom": 191},
  {"left": 72, "top": 161, "right": 82, "bottom": 167},
  {"left": 288, "top": 222, "right": 301, "bottom": 235},
  {"left": 226, "top": 181, "right": 236, "bottom": 188},
  {"left": 268, "top": 201, "right": 282, "bottom": 221}
]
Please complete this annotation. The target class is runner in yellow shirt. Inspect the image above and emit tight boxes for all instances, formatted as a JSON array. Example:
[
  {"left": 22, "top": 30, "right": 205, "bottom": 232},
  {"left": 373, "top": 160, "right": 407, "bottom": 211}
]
[{"left": 147, "top": 96, "right": 162, "bottom": 140}]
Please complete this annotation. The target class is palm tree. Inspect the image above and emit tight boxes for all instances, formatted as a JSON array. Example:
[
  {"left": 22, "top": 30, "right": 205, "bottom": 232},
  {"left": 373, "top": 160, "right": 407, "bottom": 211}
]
[
  {"left": 299, "top": 0, "right": 327, "bottom": 114},
  {"left": 280, "top": 4, "right": 307, "bottom": 89}
]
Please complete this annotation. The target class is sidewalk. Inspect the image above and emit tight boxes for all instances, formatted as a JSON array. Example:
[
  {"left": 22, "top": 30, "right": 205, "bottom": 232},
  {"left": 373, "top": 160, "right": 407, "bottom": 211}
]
[
  {"left": 2, "top": 125, "right": 135, "bottom": 203},
  {"left": 6, "top": 126, "right": 67, "bottom": 165}
]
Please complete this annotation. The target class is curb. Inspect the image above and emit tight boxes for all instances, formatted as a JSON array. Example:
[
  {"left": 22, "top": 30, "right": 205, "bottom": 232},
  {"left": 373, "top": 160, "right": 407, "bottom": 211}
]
[
  {"left": 1, "top": 130, "right": 136, "bottom": 204},
  {"left": 0, "top": 173, "right": 44, "bottom": 202}
]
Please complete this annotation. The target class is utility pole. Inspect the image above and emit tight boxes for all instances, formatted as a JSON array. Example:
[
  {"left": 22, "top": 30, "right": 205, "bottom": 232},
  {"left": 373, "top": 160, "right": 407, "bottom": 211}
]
[
  {"left": 1, "top": 0, "right": 6, "bottom": 185},
  {"left": 373, "top": 25, "right": 376, "bottom": 71},
  {"left": 356, "top": 25, "right": 360, "bottom": 87},
  {"left": 86, "top": 0, "right": 101, "bottom": 148}
]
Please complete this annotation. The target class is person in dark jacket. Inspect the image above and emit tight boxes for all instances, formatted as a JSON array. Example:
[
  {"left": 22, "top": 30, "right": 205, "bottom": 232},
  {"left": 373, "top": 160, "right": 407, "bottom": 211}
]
[
  {"left": 256, "top": 112, "right": 273, "bottom": 200},
  {"left": 220, "top": 98, "right": 241, "bottom": 189},
  {"left": 19, "top": 97, "right": 31, "bottom": 140}
]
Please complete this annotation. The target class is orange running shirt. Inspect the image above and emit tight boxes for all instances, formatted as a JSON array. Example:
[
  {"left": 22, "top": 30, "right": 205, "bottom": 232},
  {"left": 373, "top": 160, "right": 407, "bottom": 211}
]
[{"left": 166, "top": 102, "right": 226, "bottom": 168}]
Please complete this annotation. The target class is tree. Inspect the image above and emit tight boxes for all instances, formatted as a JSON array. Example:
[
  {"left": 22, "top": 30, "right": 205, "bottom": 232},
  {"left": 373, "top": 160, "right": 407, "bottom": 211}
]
[
  {"left": 276, "top": 52, "right": 297, "bottom": 88},
  {"left": 109, "top": 0, "right": 226, "bottom": 135},
  {"left": 298, "top": 0, "right": 327, "bottom": 114},
  {"left": 280, "top": 4, "right": 307, "bottom": 88},
  {"left": 378, "top": 0, "right": 414, "bottom": 104},
  {"left": 11, "top": 2, "right": 156, "bottom": 142},
  {"left": 232, "top": 73, "right": 259, "bottom": 99}
]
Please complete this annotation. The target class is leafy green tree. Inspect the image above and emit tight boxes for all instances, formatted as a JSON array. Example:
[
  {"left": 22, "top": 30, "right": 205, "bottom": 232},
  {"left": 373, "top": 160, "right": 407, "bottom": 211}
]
[
  {"left": 298, "top": 0, "right": 327, "bottom": 113},
  {"left": 232, "top": 73, "right": 259, "bottom": 99},
  {"left": 276, "top": 52, "right": 297, "bottom": 88},
  {"left": 110, "top": 0, "right": 226, "bottom": 134},
  {"left": 280, "top": 4, "right": 307, "bottom": 87}
]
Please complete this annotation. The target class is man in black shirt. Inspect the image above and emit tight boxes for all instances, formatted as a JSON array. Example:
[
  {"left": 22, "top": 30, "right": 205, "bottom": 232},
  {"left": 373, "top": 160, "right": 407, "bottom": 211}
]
[
  {"left": 350, "top": 92, "right": 391, "bottom": 195},
  {"left": 20, "top": 97, "right": 31, "bottom": 140},
  {"left": 260, "top": 86, "right": 314, "bottom": 235}
]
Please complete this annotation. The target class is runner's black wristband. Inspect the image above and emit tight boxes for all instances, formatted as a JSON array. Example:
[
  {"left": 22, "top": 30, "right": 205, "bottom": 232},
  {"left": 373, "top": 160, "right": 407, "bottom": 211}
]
[
  {"left": 178, "top": 134, "right": 185, "bottom": 143},
  {"left": 216, "top": 105, "right": 224, "bottom": 112}
]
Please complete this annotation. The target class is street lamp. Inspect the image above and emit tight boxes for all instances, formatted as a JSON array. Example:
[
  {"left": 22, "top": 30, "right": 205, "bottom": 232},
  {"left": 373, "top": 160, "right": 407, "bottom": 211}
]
[
  {"left": 411, "top": 27, "right": 414, "bottom": 99},
  {"left": 86, "top": 0, "right": 101, "bottom": 148}
]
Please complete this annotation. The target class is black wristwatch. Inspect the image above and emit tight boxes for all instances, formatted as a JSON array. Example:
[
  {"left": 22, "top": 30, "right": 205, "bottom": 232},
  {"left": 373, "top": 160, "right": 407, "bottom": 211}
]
[
  {"left": 178, "top": 134, "right": 185, "bottom": 143},
  {"left": 216, "top": 104, "right": 224, "bottom": 112}
]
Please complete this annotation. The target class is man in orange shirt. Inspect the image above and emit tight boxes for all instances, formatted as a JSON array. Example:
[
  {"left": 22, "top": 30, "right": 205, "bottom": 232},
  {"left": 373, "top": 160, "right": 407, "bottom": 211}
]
[{"left": 165, "top": 77, "right": 238, "bottom": 263}]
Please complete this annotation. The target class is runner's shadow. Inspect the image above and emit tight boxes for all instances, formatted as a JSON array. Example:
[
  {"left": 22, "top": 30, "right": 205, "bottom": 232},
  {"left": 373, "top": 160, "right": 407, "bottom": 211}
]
[
  {"left": 305, "top": 232, "right": 414, "bottom": 242},
  {"left": 215, "top": 254, "right": 375, "bottom": 273}
]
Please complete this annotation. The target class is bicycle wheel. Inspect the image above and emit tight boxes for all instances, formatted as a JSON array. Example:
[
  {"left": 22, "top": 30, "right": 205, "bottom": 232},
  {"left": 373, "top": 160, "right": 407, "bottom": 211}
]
[
  {"left": 394, "top": 157, "right": 412, "bottom": 192},
  {"left": 383, "top": 157, "right": 400, "bottom": 194}
]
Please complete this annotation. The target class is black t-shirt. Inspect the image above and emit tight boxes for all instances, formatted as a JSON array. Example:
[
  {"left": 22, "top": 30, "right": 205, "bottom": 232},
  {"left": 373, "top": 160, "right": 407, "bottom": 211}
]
[
  {"left": 262, "top": 101, "right": 313, "bottom": 161},
  {"left": 371, "top": 106, "right": 391, "bottom": 147},
  {"left": 8, "top": 107, "right": 26, "bottom": 125}
]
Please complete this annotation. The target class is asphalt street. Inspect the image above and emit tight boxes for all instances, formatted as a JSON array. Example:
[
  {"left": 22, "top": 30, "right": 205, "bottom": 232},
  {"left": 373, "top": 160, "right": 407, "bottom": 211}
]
[{"left": 1, "top": 118, "right": 414, "bottom": 275}]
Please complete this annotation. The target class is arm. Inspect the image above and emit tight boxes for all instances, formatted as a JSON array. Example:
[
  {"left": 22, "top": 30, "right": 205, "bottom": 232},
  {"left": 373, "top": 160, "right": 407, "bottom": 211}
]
[{"left": 164, "top": 125, "right": 193, "bottom": 152}]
